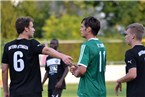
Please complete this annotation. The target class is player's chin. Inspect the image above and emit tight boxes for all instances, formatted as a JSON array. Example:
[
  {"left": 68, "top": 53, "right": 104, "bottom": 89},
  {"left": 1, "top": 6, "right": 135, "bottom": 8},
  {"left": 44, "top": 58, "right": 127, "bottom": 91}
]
[
  {"left": 81, "top": 34, "right": 84, "bottom": 37},
  {"left": 82, "top": 36, "right": 86, "bottom": 38},
  {"left": 29, "top": 35, "right": 33, "bottom": 38}
]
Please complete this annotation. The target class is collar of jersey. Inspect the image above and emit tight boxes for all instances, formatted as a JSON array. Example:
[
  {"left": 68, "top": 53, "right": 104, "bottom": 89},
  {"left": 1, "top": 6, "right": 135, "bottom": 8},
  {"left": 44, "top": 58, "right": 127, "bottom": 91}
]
[{"left": 88, "top": 38, "right": 98, "bottom": 41}]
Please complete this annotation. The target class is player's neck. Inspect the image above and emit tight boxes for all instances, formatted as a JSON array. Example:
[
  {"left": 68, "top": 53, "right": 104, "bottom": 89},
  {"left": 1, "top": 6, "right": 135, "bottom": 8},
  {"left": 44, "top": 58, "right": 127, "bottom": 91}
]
[
  {"left": 131, "top": 40, "right": 142, "bottom": 48},
  {"left": 86, "top": 35, "right": 96, "bottom": 40},
  {"left": 18, "top": 34, "right": 29, "bottom": 40}
]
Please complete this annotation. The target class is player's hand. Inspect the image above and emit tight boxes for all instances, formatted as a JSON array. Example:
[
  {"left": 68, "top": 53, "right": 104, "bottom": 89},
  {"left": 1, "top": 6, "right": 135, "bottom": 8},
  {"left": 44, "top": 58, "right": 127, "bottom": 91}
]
[
  {"left": 114, "top": 81, "right": 122, "bottom": 96},
  {"left": 4, "top": 92, "right": 9, "bottom": 97},
  {"left": 70, "top": 65, "right": 78, "bottom": 75},
  {"left": 62, "top": 55, "right": 73, "bottom": 65}
]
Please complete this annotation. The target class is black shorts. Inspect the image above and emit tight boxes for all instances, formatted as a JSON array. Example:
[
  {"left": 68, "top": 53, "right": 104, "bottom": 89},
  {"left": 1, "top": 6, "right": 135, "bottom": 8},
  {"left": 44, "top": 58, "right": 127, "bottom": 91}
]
[
  {"left": 10, "top": 92, "right": 42, "bottom": 97},
  {"left": 48, "top": 89, "right": 63, "bottom": 97}
]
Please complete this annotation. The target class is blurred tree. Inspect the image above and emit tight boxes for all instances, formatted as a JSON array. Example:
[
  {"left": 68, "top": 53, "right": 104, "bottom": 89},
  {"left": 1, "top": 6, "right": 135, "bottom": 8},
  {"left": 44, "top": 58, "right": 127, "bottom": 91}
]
[
  {"left": 2, "top": 1, "right": 145, "bottom": 40},
  {"left": 86, "top": 1, "right": 145, "bottom": 35},
  {"left": 1, "top": 1, "right": 49, "bottom": 39},
  {"left": 102, "top": 1, "right": 145, "bottom": 26},
  {"left": 42, "top": 14, "right": 83, "bottom": 39},
  {"left": 1, "top": 1, "right": 18, "bottom": 39},
  {"left": 42, "top": 1, "right": 105, "bottom": 39},
  {"left": 16, "top": 1, "right": 50, "bottom": 38},
  {"left": 47, "top": 1, "right": 87, "bottom": 17}
]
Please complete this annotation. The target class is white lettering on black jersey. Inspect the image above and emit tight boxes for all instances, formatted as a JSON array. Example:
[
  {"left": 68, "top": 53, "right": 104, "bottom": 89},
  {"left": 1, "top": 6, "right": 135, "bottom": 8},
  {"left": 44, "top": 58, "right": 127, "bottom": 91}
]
[
  {"left": 138, "top": 50, "right": 145, "bottom": 56},
  {"left": 8, "top": 44, "right": 28, "bottom": 50},
  {"left": 2, "top": 39, "right": 45, "bottom": 94}
]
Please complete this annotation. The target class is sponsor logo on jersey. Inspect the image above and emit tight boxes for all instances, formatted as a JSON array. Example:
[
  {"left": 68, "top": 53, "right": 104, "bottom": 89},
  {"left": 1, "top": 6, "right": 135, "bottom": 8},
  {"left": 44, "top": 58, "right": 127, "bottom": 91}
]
[
  {"left": 37, "top": 44, "right": 43, "bottom": 47},
  {"left": 127, "top": 60, "right": 132, "bottom": 64}
]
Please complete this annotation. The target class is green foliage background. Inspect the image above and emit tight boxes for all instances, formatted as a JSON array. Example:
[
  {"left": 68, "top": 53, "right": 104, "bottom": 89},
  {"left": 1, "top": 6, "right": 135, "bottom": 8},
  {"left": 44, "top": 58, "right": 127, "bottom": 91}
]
[
  {"left": 42, "top": 15, "right": 83, "bottom": 39},
  {"left": 1, "top": 1, "right": 145, "bottom": 40}
]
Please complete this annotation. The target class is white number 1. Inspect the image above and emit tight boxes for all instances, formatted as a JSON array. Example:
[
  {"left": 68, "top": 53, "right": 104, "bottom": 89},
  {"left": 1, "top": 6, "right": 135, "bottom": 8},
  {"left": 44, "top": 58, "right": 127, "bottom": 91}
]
[{"left": 99, "top": 51, "right": 106, "bottom": 72}]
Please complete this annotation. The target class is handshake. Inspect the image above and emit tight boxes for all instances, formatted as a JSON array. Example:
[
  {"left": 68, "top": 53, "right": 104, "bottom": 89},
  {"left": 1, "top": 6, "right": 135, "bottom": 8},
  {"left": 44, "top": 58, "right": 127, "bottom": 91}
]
[{"left": 68, "top": 63, "right": 79, "bottom": 77}]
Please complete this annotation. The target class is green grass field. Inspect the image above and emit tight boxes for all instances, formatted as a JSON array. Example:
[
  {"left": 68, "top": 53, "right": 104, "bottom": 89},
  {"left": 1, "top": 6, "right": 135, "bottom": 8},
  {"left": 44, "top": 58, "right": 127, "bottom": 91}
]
[
  {"left": 42, "top": 82, "right": 126, "bottom": 97},
  {"left": 0, "top": 82, "right": 126, "bottom": 97}
]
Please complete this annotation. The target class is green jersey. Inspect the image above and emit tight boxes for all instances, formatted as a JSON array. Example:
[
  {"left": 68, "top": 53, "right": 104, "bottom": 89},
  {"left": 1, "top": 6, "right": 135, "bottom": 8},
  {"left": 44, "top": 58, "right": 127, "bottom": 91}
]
[{"left": 77, "top": 38, "right": 106, "bottom": 97}]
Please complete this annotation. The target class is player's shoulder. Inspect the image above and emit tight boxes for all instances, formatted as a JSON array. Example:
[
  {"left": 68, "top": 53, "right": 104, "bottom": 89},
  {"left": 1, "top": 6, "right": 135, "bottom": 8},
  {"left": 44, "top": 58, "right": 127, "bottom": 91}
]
[
  {"left": 126, "top": 45, "right": 144, "bottom": 54},
  {"left": 29, "top": 38, "right": 41, "bottom": 45},
  {"left": 29, "top": 38, "right": 38, "bottom": 42},
  {"left": 126, "top": 49, "right": 131, "bottom": 53},
  {"left": 83, "top": 38, "right": 102, "bottom": 46},
  {"left": 83, "top": 40, "right": 91, "bottom": 45},
  {"left": 125, "top": 48, "right": 135, "bottom": 56},
  {"left": 82, "top": 41, "right": 93, "bottom": 48},
  {"left": 4, "top": 39, "right": 17, "bottom": 47}
]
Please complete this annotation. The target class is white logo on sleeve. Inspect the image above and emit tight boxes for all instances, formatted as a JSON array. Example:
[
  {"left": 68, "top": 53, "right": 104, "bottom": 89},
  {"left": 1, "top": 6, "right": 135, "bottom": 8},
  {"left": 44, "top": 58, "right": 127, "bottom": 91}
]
[
  {"left": 127, "top": 60, "right": 132, "bottom": 64},
  {"left": 37, "top": 44, "right": 42, "bottom": 47}
]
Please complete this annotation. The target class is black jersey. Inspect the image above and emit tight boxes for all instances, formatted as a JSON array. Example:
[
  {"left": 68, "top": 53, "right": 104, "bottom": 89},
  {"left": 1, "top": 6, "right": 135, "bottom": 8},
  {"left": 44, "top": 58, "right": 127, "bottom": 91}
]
[
  {"left": 2, "top": 39, "right": 44, "bottom": 94},
  {"left": 125, "top": 45, "right": 145, "bottom": 97},
  {"left": 45, "top": 56, "right": 67, "bottom": 90}
]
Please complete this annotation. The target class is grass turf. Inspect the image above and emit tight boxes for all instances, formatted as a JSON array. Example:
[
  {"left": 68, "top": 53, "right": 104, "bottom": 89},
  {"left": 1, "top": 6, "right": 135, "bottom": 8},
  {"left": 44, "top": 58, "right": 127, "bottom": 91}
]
[
  {"left": 0, "top": 82, "right": 126, "bottom": 97},
  {"left": 42, "top": 82, "right": 126, "bottom": 97}
]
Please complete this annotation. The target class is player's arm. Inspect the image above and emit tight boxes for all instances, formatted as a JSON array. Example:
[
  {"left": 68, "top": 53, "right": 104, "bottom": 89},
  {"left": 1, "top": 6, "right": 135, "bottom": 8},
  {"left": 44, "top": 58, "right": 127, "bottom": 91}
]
[
  {"left": 59, "top": 66, "right": 68, "bottom": 83},
  {"left": 2, "top": 63, "right": 9, "bottom": 97},
  {"left": 119, "top": 51, "right": 137, "bottom": 83},
  {"left": 117, "top": 67, "right": 137, "bottom": 83},
  {"left": 70, "top": 65, "right": 86, "bottom": 77},
  {"left": 55, "top": 66, "right": 69, "bottom": 88},
  {"left": 42, "top": 72, "right": 48, "bottom": 85},
  {"left": 42, "top": 46, "right": 72, "bottom": 65},
  {"left": 115, "top": 67, "right": 136, "bottom": 96}
]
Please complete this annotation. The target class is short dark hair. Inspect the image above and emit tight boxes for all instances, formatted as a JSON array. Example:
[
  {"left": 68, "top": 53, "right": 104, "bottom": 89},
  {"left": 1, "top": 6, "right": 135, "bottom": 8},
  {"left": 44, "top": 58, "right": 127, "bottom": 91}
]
[
  {"left": 50, "top": 38, "right": 59, "bottom": 45},
  {"left": 81, "top": 16, "right": 100, "bottom": 36},
  {"left": 15, "top": 17, "right": 33, "bottom": 34},
  {"left": 126, "top": 23, "right": 145, "bottom": 40}
]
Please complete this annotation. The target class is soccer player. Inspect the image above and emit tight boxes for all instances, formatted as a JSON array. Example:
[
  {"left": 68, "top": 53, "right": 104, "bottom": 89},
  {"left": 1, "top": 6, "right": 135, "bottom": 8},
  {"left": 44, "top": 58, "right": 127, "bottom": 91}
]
[
  {"left": 42, "top": 39, "right": 68, "bottom": 97},
  {"left": 2, "top": 17, "right": 72, "bottom": 97},
  {"left": 115, "top": 23, "right": 145, "bottom": 97},
  {"left": 70, "top": 16, "right": 106, "bottom": 97}
]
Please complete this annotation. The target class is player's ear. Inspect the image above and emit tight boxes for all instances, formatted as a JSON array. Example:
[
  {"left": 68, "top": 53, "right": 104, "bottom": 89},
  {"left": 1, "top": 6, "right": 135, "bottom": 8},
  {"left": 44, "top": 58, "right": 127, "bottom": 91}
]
[
  {"left": 24, "top": 27, "right": 29, "bottom": 32},
  {"left": 132, "top": 33, "right": 136, "bottom": 39},
  {"left": 87, "top": 27, "right": 91, "bottom": 32}
]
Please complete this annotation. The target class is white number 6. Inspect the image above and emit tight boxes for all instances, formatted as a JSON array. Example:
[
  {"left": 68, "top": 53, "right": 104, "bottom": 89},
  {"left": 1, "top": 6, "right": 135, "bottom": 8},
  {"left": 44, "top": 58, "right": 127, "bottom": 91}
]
[{"left": 13, "top": 51, "right": 24, "bottom": 72}]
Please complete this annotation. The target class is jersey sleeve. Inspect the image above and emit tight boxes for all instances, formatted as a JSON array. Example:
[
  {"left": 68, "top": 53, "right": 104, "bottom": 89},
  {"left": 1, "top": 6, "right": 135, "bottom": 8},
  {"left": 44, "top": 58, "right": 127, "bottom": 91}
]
[
  {"left": 31, "top": 39, "right": 44, "bottom": 54},
  {"left": 125, "top": 50, "right": 137, "bottom": 70},
  {"left": 2, "top": 44, "right": 9, "bottom": 64},
  {"left": 77, "top": 44, "right": 89, "bottom": 67}
]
